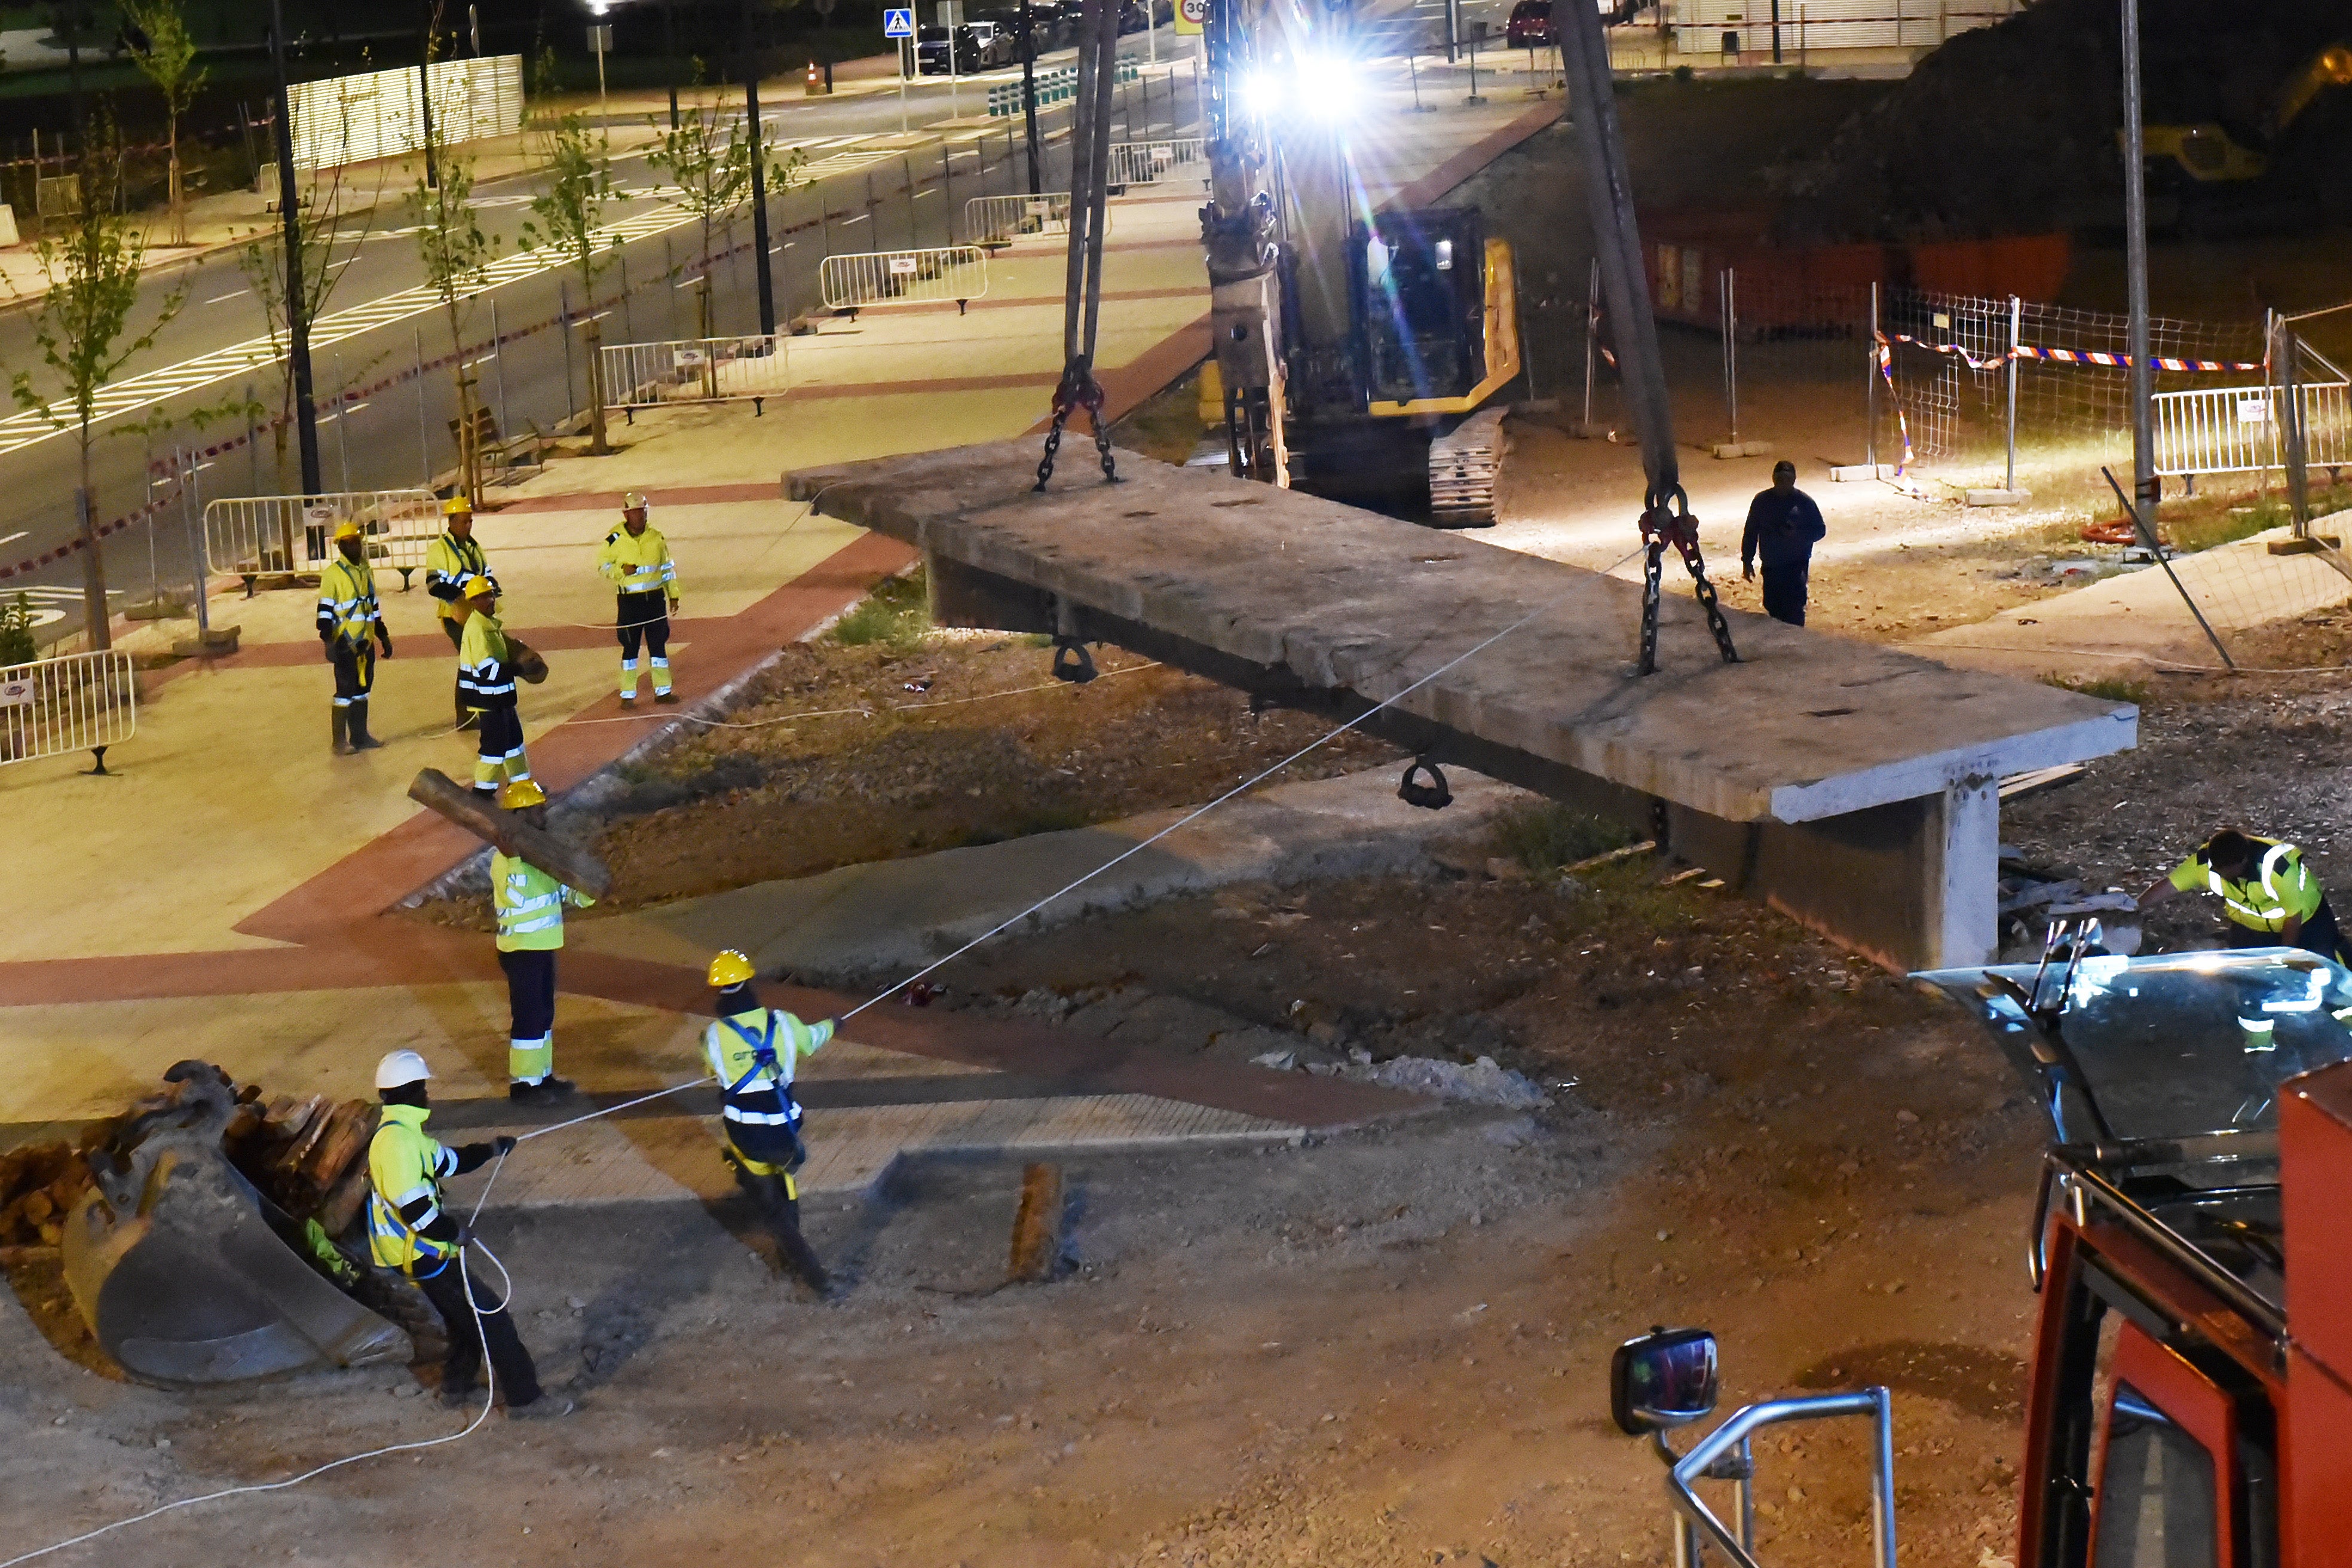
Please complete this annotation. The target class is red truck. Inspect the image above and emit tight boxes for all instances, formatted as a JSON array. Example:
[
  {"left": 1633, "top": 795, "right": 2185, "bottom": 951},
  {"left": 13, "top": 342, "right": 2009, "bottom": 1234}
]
[{"left": 1616, "top": 941, "right": 2352, "bottom": 1568}]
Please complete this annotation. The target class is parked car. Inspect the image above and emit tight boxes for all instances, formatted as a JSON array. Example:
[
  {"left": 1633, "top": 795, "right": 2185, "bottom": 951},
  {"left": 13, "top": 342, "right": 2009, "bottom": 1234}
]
[
  {"left": 1505, "top": 0, "right": 1555, "bottom": 47},
  {"left": 915, "top": 23, "right": 982, "bottom": 73},
  {"left": 964, "top": 19, "right": 1018, "bottom": 65}
]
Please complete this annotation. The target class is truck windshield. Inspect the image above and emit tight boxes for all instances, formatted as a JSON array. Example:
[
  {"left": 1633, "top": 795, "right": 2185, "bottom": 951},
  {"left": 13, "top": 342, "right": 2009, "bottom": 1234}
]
[{"left": 1916, "top": 948, "right": 2352, "bottom": 1141}]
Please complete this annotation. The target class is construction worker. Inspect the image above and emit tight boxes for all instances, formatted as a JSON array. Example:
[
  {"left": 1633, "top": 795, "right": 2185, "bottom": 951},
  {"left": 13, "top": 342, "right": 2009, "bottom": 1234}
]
[
  {"left": 597, "top": 491, "right": 679, "bottom": 706},
  {"left": 317, "top": 519, "right": 393, "bottom": 755},
  {"left": 495, "top": 779, "right": 592, "bottom": 1105},
  {"left": 425, "top": 496, "right": 497, "bottom": 731},
  {"left": 703, "top": 948, "right": 832, "bottom": 1291},
  {"left": 2139, "top": 828, "right": 2348, "bottom": 962},
  {"left": 452, "top": 576, "right": 531, "bottom": 796},
  {"left": 367, "top": 1049, "right": 571, "bottom": 1417},
  {"left": 1741, "top": 461, "right": 1828, "bottom": 627}
]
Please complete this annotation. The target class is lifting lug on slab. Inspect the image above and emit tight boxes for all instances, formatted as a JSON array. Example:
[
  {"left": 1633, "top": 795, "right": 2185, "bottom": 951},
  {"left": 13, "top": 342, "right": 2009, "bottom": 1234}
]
[
  {"left": 1051, "top": 638, "right": 1097, "bottom": 684},
  {"left": 1398, "top": 758, "right": 1452, "bottom": 810}
]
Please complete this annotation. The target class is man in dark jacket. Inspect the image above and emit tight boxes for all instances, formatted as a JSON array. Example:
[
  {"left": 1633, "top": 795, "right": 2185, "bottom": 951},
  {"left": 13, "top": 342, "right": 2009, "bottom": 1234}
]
[{"left": 1741, "top": 461, "right": 1828, "bottom": 626}]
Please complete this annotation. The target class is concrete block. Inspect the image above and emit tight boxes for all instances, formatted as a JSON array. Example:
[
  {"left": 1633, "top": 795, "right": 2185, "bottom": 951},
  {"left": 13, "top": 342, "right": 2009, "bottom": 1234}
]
[
  {"left": 1965, "top": 489, "right": 2032, "bottom": 508},
  {"left": 1711, "top": 440, "right": 1775, "bottom": 460},
  {"left": 786, "top": 441, "right": 2137, "bottom": 967},
  {"left": 1830, "top": 463, "right": 1896, "bottom": 482}
]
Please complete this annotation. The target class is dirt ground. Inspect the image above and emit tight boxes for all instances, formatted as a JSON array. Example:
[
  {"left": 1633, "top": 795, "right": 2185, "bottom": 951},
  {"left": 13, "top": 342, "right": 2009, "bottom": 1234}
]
[{"left": 1, "top": 840, "right": 2045, "bottom": 1568}]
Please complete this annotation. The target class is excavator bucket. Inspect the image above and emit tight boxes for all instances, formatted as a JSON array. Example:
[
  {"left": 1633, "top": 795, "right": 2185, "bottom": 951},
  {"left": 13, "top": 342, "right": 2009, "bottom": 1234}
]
[{"left": 59, "top": 1063, "right": 412, "bottom": 1388}]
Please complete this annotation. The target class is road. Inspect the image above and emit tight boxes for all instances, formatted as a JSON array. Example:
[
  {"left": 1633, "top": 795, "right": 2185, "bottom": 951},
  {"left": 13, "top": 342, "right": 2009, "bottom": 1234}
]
[{"left": 0, "top": 1, "right": 1511, "bottom": 647}]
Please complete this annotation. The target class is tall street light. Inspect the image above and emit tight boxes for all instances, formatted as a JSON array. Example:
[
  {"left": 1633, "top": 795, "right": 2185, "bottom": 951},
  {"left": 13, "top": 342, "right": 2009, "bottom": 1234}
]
[
  {"left": 268, "top": 0, "right": 323, "bottom": 496},
  {"left": 2121, "top": 0, "right": 2154, "bottom": 516},
  {"left": 743, "top": 0, "right": 777, "bottom": 336}
]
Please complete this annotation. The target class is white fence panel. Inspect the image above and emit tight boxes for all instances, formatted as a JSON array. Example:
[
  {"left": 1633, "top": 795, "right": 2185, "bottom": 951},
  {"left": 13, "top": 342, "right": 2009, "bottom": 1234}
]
[
  {"left": 820, "top": 247, "right": 991, "bottom": 310},
  {"left": 0, "top": 648, "right": 136, "bottom": 770},
  {"left": 202, "top": 490, "right": 441, "bottom": 584},
  {"left": 1104, "top": 137, "right": 1205, "bottom": 187},
  {"left": 966, "top": 191, "right": 1074, "bottom": 247},
  {"left": 599, "top": 335, "right": 793, "bottom": 408},
  {"left": 1668, "top": 0, "right": 2022, "bottom": 53},
  {"left": 2152, "top": 382, "right": 2352, "bottom": 479},
  {"left": 289, "top": 55, "right": 524, "bottom": 172}
]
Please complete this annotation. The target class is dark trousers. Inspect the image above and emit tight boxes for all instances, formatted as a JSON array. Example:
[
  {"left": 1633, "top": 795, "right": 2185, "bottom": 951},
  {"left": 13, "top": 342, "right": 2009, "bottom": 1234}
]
[
  {"left": 498, "top": 947, "right": 558, "bottom": 1043},
  {"left": 329, "top": 641, "right": 375, "bottom": 706},
  {"left": 2227, "top": 899, "right": 2348, "bottom": 963},
  {"left": 417, "top": 1258, "right": 541, "bottom": 1405},
  {"left": 474, "top": 705, "right": 526, "bottom": 789},
  {"left": 1760, "top": 565, "right": 1809, "bottom": 627},
  {"left": 440, "top": 617, "right": 463, "bottom": 651},
  {"left": 616, "top": 592, "right": 669, "bottom": 660}
]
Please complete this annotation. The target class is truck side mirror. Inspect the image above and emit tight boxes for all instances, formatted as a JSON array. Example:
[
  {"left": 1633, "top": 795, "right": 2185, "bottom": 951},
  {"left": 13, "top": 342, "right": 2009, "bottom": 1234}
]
[{"left": 1610, "top": 1327, "right": 1719, "bottom": 1435}]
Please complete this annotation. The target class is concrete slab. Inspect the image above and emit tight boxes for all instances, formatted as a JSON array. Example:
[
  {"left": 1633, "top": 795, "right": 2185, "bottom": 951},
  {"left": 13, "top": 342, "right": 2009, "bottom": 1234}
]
[
  {"left": 570, "top": 766, "right": 1532, "bottom": 981},
  {"left": 785, "top": 440, "right": 2140, "bottom": 968}
]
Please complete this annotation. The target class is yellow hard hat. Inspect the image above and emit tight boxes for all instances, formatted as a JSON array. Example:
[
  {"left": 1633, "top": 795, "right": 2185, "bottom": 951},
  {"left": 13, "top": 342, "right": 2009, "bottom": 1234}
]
[
  {"left": 333, "top": 519, "right": 362, "bottom": 541},
  {"left": 621, "top": 492, "right": 649, "bottom": 513},
  {"left": 497, "top": 779, "right": 547, "bottom": 810},
  {"left": 443, "top": 496, "right": 473, "bottom": 517},
  {"left": 463, "top": 576, "right": 497, "bottom": 600},
  {"left": 707, "top": 949, "right": 757, "bottom": 988}
]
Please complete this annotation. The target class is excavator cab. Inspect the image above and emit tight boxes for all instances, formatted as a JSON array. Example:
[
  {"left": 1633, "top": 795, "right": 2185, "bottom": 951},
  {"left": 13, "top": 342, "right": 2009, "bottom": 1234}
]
[{"left": 1915, "top": 941, "right": 2352, "bottom": 1566}]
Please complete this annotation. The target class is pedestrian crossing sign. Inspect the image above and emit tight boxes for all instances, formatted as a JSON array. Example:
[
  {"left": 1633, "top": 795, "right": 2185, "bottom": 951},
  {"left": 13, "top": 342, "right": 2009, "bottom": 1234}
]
[{"left": 884, "top": 7, "right": 914, "bottom": 36}]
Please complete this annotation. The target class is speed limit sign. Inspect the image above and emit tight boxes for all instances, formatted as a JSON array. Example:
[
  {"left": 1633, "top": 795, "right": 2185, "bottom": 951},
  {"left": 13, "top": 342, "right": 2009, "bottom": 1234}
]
[{"left": 1175, "top": 0, "right": 1206, "bottom": 33}]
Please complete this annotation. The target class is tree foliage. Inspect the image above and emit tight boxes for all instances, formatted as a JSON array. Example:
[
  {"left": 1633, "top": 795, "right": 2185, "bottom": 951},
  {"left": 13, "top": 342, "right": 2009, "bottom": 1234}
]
[{"left": 121, "top": 0, "right": 204, "bottom": 247}]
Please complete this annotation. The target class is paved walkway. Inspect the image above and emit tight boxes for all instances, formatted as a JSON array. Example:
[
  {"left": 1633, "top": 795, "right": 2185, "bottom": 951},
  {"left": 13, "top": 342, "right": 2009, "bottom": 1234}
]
[{"left": 0, "top": 73, "right": 1547, "bottom": 1196}]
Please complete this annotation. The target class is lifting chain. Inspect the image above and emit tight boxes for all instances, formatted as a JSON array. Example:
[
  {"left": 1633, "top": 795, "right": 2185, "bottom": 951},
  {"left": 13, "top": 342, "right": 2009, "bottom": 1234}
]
[
  {"left": 1637, "top": 487, "right": 1739, "bottom": 676},
  {"left": 1035, "top": 354, "right": 1117, "bottom": 491}
]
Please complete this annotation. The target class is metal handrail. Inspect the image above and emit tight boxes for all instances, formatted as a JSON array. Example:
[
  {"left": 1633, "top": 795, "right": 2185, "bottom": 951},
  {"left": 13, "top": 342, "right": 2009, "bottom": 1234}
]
[{"left": 1667, "top": 1390, "right": 1897, "bottom": 1568}]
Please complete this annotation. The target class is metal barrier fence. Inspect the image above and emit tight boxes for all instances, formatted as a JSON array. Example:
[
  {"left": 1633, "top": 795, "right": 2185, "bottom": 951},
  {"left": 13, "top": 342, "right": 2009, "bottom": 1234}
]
[
  {"left": 2153, "top": 381, "right": 2352, "bottom": 483},
  {"left": 987, "top": 59, "right": 1137, "bottom": 117},
  {"left": 819, "top": 247, "right": 991, "bottom": 311},
  {"left": 0, "top": 648, "right": 137, "bottom": 770},
  {"left": 202, "top": 490, "right": 440, "bottom": 587},
  {"left": 1105, "top": 137, "right": 1205, "bottom": 187},
  {"left": 965, "top": 191, "right": 1074, "bottom": 247},
  {"left": 599, "top": 334, "right": 794, "bottom": 409}
]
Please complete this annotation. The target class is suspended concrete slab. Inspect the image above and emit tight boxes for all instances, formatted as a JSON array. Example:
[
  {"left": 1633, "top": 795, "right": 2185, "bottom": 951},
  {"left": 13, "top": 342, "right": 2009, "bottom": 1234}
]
[{"left": 785, "top": 441, "right": 2136, "bottom": 969}]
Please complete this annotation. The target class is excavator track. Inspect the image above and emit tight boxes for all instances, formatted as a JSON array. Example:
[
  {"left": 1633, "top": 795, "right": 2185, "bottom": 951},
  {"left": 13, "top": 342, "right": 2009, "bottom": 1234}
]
[{"left": 1427, "top": 409, "right": 1508, "bottom": 528}]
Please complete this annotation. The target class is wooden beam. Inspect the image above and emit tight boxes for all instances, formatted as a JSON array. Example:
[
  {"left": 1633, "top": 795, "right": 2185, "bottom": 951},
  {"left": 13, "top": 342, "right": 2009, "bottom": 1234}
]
[{"left": 405, "top": 768, "right": 612, "bottom": 899}]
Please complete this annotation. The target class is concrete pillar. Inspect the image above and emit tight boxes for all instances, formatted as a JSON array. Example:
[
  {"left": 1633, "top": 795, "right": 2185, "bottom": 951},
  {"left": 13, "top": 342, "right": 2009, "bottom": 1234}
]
[{"left": 1928, "top": 774, "right": 2001, "bottom": 969}]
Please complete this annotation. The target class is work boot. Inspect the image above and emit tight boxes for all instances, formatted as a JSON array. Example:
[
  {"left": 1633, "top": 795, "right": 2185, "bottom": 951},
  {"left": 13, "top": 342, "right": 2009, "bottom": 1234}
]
[
  {"left": 439, "top": 1380, "right": 480, "bottom": 1410},
  {"left": 654, "top": 690, "right": 678, "bottom": 706},
  {"left": 348, "top": 705, "right": 384, "bottom": 751},
  {"left": 507, "top": 1076, "right": 577, "bottom": 1107},
  {"left": 505, "top": 1395, "right": 577, "bottom": 1420},
  {"left": 332, "top": 708, "right": 354, "bottom": 756},
  {"left": 741, "top": 1169, "right": 830, "bottom": 1293}
]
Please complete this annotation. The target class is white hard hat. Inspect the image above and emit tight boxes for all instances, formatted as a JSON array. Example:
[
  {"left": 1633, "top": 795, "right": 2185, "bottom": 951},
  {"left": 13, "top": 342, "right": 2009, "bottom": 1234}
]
[{"left": 375, "top": 1049, "right": 432, "bottom": 1091}]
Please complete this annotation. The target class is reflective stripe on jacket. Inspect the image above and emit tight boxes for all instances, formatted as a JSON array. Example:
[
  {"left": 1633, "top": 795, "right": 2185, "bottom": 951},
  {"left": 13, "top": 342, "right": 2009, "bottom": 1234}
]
[
  {"left": 425, "top": 532, "right": 494, "bottom": 620},
  {"left": 458, "top": 609, "right": 517, "bottom": 709},
  {"left": 492, "top": 851, "right": 593, "bottom": 951},
  {"left": 702, "top": 1007, "right": 831, "bottom": 1126},
  {"left": 599, "top": 526, "right": 678, "bottom": 595},
  {"left": 367, "top": 1104, "right": 459, "bottom": 1275},
  {"left": 317, "top": 556, "right": 381, "bottom": 645},
  {"left": 2168, "top": 837, "right": 2325, "bottom": 933}
]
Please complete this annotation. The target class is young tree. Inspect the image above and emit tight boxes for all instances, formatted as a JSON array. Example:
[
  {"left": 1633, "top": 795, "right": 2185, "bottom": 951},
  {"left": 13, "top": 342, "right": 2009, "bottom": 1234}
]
[
  {"left": 409, "top": 119, "right": 499, "bottom": 503},
  {"left": 121, "top": 0, "right": 204, "bottom": 248},
  {"left": 645, "top": 63, "right": 803, "bottom": 339},
  {"left": 520, "top": 52, "right": 621, "bottom": 452},
  {"left": 10, "top": 123, "right": 189, "bottom": 651}
]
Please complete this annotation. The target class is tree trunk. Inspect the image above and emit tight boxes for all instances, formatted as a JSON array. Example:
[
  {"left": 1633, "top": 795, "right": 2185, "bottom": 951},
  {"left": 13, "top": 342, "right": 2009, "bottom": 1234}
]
[
  {"left": 169, "top": 115, "right": 185, "bottom": 247},
  {"left": 586, "top": 311, "right": 610, "bottom": 454},
  {"left": 77, "top": 439, "right": 109, "bottom": 652}
]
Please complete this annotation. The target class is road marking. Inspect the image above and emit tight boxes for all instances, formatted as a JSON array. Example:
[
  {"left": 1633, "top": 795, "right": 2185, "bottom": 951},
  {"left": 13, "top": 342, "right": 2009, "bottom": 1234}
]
[
  {"left": 203, "top": 289, "right": 250, "bottom": 305},
  {"left": 0, "top": 531, "right": 24, "bottom": 547}
]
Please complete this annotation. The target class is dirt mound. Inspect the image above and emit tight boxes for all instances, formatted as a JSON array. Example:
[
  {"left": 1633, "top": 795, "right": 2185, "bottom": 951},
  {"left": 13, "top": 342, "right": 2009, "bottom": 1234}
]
[{"left": 1782, "top": 0, "right": 2352, "bottom": 242}]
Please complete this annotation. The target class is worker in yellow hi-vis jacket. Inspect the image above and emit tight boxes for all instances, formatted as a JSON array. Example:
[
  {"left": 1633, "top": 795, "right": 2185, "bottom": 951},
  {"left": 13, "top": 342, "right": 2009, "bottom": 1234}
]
[
  {"left": 317, "top": 520, "right": 393, "bottom": 755},
  {"left": 596, "top": 491, "right": 679, "bottom": 705},
  {"left": 702, "top": 948, "right": 832, "bottom": 1292}
]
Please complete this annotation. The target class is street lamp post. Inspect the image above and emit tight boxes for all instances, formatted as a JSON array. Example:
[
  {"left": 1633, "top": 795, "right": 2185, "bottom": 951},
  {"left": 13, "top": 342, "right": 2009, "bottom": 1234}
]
[
  {"left": 268, "top": 0, "right": 323, "bottom": 497},
  {"left": 1019, "top": 0, "right": 1043, "bottom": 194},
  {"left": 2121, "top": 0, "right": 2155, "bottom": 516},
  {"left": 743, "top": 0, "right": 777, "bottom": 336}
]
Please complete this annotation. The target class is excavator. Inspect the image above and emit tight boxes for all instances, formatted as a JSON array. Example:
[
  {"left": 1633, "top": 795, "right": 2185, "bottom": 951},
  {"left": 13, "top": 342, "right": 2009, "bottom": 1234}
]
[
  {"left": 2144, "top": 40, "right": 2352, "bottom": 186},
  {"left": 1198, "top": 0, "right": 1524, "bottom": 525}
]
